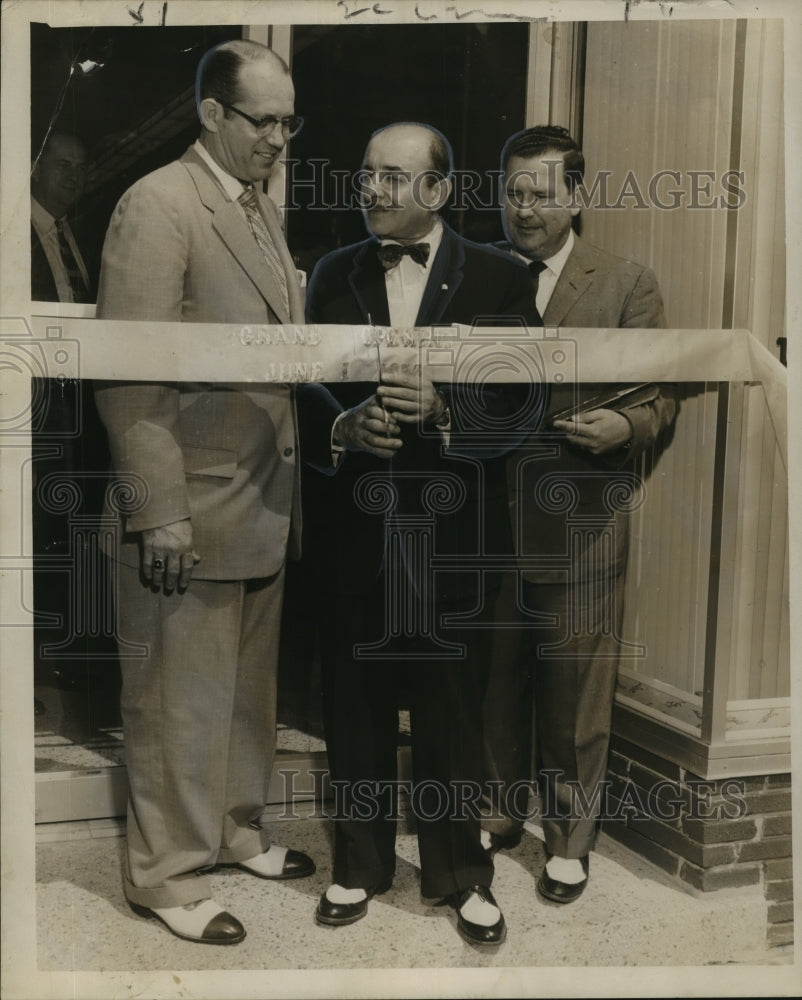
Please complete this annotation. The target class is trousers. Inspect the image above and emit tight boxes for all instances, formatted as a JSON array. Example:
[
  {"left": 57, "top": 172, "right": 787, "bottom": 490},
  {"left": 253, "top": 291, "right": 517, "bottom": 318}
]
[
  {"left": 116, "top": 561, "right": 285, "bottom": 907},
  {"left": 320, "top": 585, "right": 494, "bottom": 898},
  {"left": 482, "top": 570, "right": 624, "bottom": 858}
]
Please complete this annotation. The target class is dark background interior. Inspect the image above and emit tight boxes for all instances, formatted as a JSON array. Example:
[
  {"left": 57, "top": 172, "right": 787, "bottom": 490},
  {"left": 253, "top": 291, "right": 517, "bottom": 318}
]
[
  {"left": 30, "top": 21, "right": 529, "bottom": 744},
  {"left": 32, "top": 22, "right": 528, "bottom": 284}
]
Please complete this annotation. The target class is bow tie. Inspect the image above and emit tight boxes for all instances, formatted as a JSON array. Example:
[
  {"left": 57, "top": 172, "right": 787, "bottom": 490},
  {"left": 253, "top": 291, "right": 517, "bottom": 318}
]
[{"left": 377, "top": 242, "right": 431, "bottom": 270}]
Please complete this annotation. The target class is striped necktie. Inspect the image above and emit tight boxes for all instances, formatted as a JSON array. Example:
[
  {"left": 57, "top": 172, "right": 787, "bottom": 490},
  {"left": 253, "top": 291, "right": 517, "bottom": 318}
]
[
  {"left": 55, "top": 219, "right": 89, "bottom": 303},
  {"left": 238, "top": 185, "right": 290, "bottom": 317}
]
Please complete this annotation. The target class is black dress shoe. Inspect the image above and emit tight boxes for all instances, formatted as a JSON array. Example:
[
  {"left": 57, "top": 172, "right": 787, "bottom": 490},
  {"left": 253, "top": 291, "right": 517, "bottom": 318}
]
[
  {"left": 451, "top": 885, "right": 506, "bottom": 946},
  {"left": 536, "top": 854, "right": 589, "bottom": 904},
  {"left": 279, "top": 848, "right": 316, "bottom": 879},
  {"left": 130, "top": 901, "right": 246, "bottom": 945},
  {"left": 315, "top": 878, "right": 393, "bottom": 927},
  {"left": 237, "top": 848, "right": 316, "bottom": 880},
  {"left": 487, "top": 829, "right": 522, "bottom": 858}
]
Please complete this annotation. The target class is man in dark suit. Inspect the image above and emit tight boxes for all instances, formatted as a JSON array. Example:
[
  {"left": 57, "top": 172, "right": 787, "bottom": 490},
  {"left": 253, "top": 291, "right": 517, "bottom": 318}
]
[
  {"left": 31, "top": 130, "right": 92, "bottom": 303},
  {"left": 304, "top": 122, "right": 543, "bottom": 946},
  {"left": 482, "top": 125, "right": 676, "bottom": 903},
  {"left": 93, "top": 40, "right": 321, "bottom": 946}
]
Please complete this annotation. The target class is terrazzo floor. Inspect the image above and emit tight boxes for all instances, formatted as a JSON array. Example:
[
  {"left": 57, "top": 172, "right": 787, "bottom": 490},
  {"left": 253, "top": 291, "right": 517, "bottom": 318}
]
[
  {"left": 27, "top": 691, "right": 796, "bottom": 997},
  {"left": 34, "top": 803, "right": 782, "bottom": 975}
]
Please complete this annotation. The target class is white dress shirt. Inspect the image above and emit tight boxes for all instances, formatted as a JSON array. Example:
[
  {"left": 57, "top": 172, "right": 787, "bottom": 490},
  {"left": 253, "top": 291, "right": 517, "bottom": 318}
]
[
  {"left": 194, "top": 140, "right": 247, "bottom": 203},
  {"left": 513, "top": 228, "right": 575, "bottom": 318},
  {"left": 31, "top": 196, "right": 90, "bottom": 303},
  {"left": 331, "top": 217, "right": 449, "bottom": 460},
  {"left": 382, "top": 218, "right": 444, "bottom": 327}
]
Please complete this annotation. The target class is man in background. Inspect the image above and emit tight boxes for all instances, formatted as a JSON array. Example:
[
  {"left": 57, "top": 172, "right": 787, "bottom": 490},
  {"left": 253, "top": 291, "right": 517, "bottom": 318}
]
[
  {"left": 94, "top": 39, "right": 321, "bottom": 946},
  {"left": 30, "top": 129, "right": 103, "bottom": 705},
  {"left": 31, "top": 130, "right": 92, "bottom": 303},
  {"left": 483, "top": 124, "right": 676, "bottom": 904}
]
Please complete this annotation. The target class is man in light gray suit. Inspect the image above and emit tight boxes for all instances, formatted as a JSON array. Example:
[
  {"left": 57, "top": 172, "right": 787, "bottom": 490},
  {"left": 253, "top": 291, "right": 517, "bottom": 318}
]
[
  {"left": 94, "top": 40, "right": 323, "bottom": 945},
  {"left": 482, "top": 125, "right": 677, "bottom": 904}
]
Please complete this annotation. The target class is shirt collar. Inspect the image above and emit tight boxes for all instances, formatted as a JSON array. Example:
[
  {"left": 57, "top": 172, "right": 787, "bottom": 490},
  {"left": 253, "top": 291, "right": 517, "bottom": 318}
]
[
  {"left": 193, "top": 139, "right": 248, "bottom": 202},
  {"left": 31, "top": 195, "right": 59, "bottom": 231},
  {"left": 512, "top": 227, "right": 575, "bottom": 277}
]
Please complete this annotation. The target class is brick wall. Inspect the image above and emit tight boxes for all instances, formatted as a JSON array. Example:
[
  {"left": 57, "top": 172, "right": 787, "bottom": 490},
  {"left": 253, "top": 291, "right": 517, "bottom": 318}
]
[{"left": 604, "top": 735, "right": 793, "bottom": 949}]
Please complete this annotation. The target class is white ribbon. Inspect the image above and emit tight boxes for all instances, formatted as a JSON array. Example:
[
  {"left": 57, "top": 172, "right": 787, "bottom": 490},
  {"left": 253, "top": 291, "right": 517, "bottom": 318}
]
[{"left": 25, "top": 317, "right": 787, "bottom": 470}]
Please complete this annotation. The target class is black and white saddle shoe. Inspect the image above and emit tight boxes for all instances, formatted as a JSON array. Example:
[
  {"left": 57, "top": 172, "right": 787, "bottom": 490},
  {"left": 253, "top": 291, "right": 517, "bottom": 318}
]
[
  {"left": 485, "top": 829, "right": 523, "bottom": 859},
  {"left": 536, "top": 854, "right": 589, "bottom": 904},
  {"left": 450, "top": 885, "right": 506, "bottom": 946},
  {"left": 130, "top": 898, "right": 246, "bottom": 945},
  {"left": 315, "top": 878, "right": 393, "bottom": 927},
  {"left": 237, "top": 845, "right": 316, "bottom": 880}
]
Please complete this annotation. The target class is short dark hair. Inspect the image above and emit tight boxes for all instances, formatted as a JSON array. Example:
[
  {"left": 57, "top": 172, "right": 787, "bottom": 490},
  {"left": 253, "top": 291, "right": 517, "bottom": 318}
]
[
  {"left": 501, "top": 125, "right": 585, "bottom": 192},
  {"left": 33, "top": 128, "right": 87, "bottom": 163},
  {"left": 49, "top": 129, "right": 85, "bottom": 151},
  {"left": 370, "top": 122, "right": 454, "bottom": 180},
  {"left": 195, "top": 40, "right": 289, "bottom": 117}
]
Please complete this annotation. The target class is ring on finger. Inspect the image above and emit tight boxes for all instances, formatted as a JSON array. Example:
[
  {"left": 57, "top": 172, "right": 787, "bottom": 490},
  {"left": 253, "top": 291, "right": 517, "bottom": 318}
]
[{"left": 153, "top": 558, "right": 165, "bottom": 571}]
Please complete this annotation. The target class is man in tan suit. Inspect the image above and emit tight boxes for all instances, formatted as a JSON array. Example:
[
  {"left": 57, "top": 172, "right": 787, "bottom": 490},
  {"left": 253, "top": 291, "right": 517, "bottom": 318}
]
[
  {"left": 482, "top": 125, "right": 676, "bottom": 904},
  {"left": 94, "top": 40, "right": 323, "bottom": 945}
]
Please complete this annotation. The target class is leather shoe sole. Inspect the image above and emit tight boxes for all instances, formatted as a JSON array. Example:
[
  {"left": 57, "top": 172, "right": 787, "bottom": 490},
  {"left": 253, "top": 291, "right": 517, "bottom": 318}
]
[
  {"left": 536, "top": 855, "right": 589, "bottom": 904},
  {"left": 451, "top": 885, "right": 506, "bottom": 946},
  {"left": 315, "top": 877, "right": 393, "bottom": 927},
  {"left": 237, "top": 848, "right": 316, "bottom": 880},
  {"left": 130, "top": 902, "right": 246, "bottom": 945}
]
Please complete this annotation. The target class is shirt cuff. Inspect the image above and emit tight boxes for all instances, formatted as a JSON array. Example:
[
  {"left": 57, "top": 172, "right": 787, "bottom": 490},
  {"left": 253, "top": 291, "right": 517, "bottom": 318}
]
[
  {"left": 434, "top": 392, "right": 452, "bottom": 446},
  {"left": 331, "top": 412, "right": 347, "bottom": 467}
]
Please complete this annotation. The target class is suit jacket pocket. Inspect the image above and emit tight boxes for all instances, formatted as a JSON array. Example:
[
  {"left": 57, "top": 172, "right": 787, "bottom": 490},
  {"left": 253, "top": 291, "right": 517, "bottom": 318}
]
[{"left": 183, "top": 446, "right": 237, "bottom": 479}]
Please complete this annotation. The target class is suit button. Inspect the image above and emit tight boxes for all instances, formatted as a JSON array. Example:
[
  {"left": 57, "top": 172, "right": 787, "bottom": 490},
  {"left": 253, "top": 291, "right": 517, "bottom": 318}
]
[{"left": 283, "top": 446, "right": 293, "bottom": 457}]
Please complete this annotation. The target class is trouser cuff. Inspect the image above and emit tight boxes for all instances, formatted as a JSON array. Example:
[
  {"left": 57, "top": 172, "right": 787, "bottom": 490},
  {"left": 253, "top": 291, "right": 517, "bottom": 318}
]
[{"left": 124, "top": 871, "right": 213, "bottom": 910}]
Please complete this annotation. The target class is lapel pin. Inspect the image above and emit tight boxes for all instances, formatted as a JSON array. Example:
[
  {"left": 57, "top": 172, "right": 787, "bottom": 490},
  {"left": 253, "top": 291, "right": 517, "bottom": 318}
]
[{"left": 441, "top": 283, "right": 448, "bottom": 291}]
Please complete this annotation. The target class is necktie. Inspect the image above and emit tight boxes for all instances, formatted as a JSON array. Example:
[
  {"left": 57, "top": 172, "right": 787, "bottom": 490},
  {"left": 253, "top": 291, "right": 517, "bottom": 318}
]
[
  {"left": 377, "top": 242, "right": 430, "bottom": 271},
  {"left": 238, "top": 185, "right": 290, "bottom": 317},
  {"left": 55, "top": 219, "right": 89, "bottom": 303},
  {"left": 528, "top": 258, "right": 547, "bottom": 296}
]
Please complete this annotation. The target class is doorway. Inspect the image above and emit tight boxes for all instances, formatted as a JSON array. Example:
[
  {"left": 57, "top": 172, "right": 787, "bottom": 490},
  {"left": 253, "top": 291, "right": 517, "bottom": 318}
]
[{"left": 29, "top": 19, "right": 530, "bottom": 823}]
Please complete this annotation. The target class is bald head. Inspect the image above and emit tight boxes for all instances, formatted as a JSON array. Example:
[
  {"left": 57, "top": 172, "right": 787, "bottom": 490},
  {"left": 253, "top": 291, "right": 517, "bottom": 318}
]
[
  {"left": 31, "top": 132, "right": 88, "bottom": 220},
  {"left": 360, "top": 122, "right": 453, "bottom": 243},
  {"left": 369, "top": 123, "right": 452, "bottom": 180}
]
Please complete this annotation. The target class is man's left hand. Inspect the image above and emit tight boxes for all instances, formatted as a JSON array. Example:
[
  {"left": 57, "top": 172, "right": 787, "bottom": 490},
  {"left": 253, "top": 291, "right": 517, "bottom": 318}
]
[
  {"left": 552, "top": 408, "right": 633, "bottom": 456},
  {"left": 376, "top": 372, "right": 447, "bottom": 425}
]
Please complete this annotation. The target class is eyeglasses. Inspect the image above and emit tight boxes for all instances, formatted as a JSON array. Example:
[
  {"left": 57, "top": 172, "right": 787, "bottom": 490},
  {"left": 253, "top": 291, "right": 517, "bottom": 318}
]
[{"left": 217, "top": 100, "right": 304, "bottom": 139}]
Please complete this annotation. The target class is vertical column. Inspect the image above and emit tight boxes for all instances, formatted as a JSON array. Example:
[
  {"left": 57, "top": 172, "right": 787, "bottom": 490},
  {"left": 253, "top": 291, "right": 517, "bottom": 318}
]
[
  {"left": 353, "top": 473, "right": 466, "bottom": 660},
  {"left": 525, "top": 22, "right": 585, "bottom": 135},
  {"left": 532, "top": 469, "right": 646, "bottom": 659},
  {"left": 36, "top": 472, "right": 148, "bottom": 659}
]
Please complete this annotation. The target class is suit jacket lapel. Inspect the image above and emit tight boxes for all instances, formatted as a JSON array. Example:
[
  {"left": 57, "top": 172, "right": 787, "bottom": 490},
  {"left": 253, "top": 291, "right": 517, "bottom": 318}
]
[
  {"left": 417, "top": 221, "right": 464, "bottom": 325},
  {"left": 347, "top": 240, "right": 391, "bottom": 325},
  {"left": 180, "top": 148, "right": 292, "bottom": 323},
  {"left": 543, "top": 236, "right": 596, "bottom": 326},
  {"left": 345, "top": 221, "right": 465, "bottom": 327}
]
